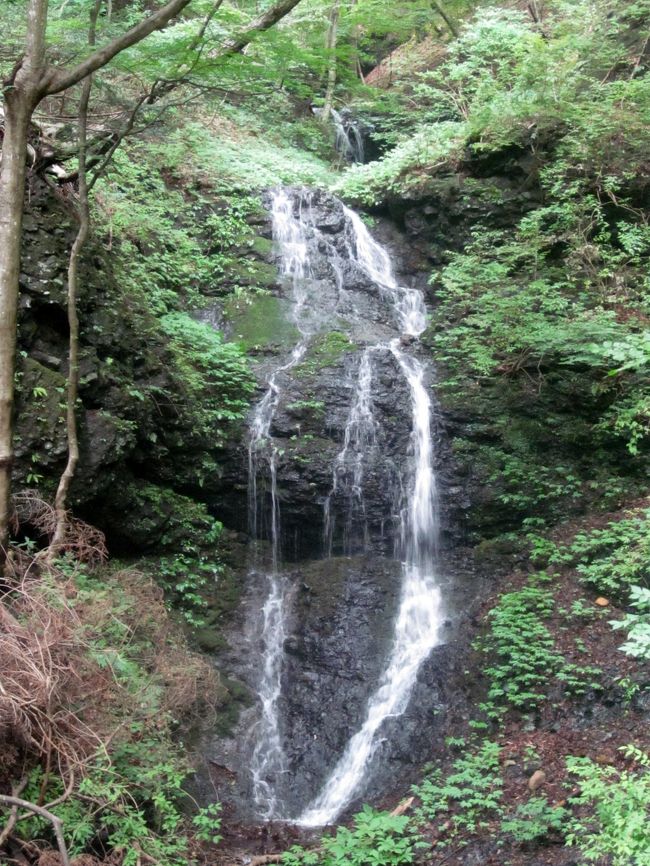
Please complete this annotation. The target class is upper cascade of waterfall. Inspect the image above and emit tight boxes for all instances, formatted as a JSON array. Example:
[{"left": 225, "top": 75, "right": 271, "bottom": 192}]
[
  {"left": 343, "top": 206, "right": 427, "bottom": 338},
  {"left": 312, "top": 106, "right": 366, "bottom": 163},
  {"left": 244, "top": 186, "right": 443, "bottom": 826}
]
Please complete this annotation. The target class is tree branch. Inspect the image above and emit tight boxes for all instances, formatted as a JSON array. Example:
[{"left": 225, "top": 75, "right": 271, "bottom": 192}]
[
  {"left": 41, "top": 0, "right": 195, "bottom": 96},
  {"left": 0, "top": 796, "right": 71, "bottom": 866},
  {"left": 216, "top": 0, "right": 303, "bottom": 57}
]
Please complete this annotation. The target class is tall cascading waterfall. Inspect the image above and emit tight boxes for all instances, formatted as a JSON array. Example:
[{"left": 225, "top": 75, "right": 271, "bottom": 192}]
[
  {"left": 297, "top": 207, "right": 442, "bottom": 828},
  {"left": 247, "top": 190, "right": 311, "bottom": 819},
  {"left": 244, "top": 186, "right": 442, "bottom": 824}
]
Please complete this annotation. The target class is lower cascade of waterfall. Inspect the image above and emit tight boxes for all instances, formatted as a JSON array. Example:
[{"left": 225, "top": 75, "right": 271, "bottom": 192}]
[{"left": 239, "top": 186, "right": 444, "bottom": 826}]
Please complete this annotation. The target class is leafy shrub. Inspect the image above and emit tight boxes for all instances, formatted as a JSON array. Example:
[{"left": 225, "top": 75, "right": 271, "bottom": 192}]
[
  {"left": 412, "top": 740, "right": 503, "bottom": 834},
  {"left": 282, "top": 806, "right": 416, "bottom": 866},
  {"left": 159, "top": 312, "right": 255, "bottom": 456},
  {"left": 500, "top": 796, "right": 567, "bottom": 844},
  {"left": 477, "top": 584, "right": 600, "bottom": 714},
  {"left": 566, "top": 746, "right": 650, "bottom": 866},
  {"left": 611, "top": 585, "right": 650, "bottom": 660},
  {"left": 553, "top": 511, "right": 650, "bottom": 597}
]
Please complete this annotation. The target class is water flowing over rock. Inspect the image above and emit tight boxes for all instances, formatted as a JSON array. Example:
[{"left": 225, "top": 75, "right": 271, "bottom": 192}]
[
  {"left": 204, "top": 187, "right": 455, "bottom": 825},
  {"left": 313, "top": 107, "right": 366, "bottom": 163}
]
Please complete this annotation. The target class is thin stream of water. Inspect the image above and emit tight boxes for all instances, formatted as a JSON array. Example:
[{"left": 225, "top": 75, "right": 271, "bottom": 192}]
[{"left": 297, "top": 202, "right": 442, "bottom": 828}]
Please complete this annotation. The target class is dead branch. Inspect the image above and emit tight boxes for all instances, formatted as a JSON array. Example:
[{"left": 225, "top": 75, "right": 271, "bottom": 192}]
[
  {"left": 390, "top": 796, "right": 414, "bottom": 816},
  {"left": 0, "top": 777, "right": 28, "bottom": 848},
  {"left": 14, "top": 492, "right": 107, "bottom": 564},
  {"left": 0, "top": 796, "right": 71, "bottom": 866}
]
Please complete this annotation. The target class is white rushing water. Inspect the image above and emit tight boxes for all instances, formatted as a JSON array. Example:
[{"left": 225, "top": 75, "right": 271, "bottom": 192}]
[
  {"left": 312, "top": 107, "right": 365, "bottom": 163},
  {"left": 247, "top": 187, "right": 442, "bottom": 825},
  {"left": 297, "top": 200, "right": 442, "bottom": 828},
  {"left": 323, "top": 346, "right": 378, "bottom": 557},
  {"left": 247, "top": 189, "right": 312, "bottom": 818},
  {"left": 331, "top": 108, "right": 365, "bottom": 164}
]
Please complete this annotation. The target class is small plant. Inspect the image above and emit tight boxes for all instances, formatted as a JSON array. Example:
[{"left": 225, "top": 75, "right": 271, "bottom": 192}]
[
  {"left": 556, "top": 512, "right": 650, "bottom": 598},
  {"left": 282, "top": 806, "right": 416, "bottom": 866},
  {"left": 412, "top": 740, "right": 503, "bottom": 835},
  {"left": 611, "top": 585, "right": 650, "bottom": 661},
  {"left": 158, "top": 552, "right": 221, "bottom": 628},
  {"left": 192, "top": 802, "right": 223, "bottom": 844},
  {"left": 566, "top": 746, "right": 650, "bottom": 866},
  {"left": 476, "top": 584, "right": 600, "bottom": 714},
  {"left": 501, "top": 796, "right": 567, "bottom": 844}
]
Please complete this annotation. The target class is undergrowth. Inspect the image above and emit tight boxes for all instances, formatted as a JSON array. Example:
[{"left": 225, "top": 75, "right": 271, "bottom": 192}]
[{"left": 0, "top": 532, "right": 222, "bottom": 865}]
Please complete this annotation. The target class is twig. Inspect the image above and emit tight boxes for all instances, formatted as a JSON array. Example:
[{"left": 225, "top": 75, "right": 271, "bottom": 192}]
[
  {"left": 0, "top": 796, "right": 71, "bottom": 866},
  {"left": 0, "top": 777, "right": 28, "bottom": 848}
]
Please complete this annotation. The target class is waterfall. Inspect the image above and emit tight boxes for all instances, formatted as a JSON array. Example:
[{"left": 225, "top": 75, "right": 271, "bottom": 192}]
[
  {"left": 246, "top": 186, "right": 442, "bottom": 825},
  {"left": 297, "top": 202, "right": 442, "bottom": 828},
  {"left": 331, "top": 108, "right": 365, "bottom": 164},
  {"left": 246, "top": 189, "right": 312, "bottom": 818},
  {"left": 312, "top": 106, "right": 365, "bottom": 163},
  {"left": 323, "top": 347, "right": 378, "bottom": 557}
]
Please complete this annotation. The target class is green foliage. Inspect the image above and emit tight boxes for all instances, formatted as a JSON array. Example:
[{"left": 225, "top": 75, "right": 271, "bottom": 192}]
[
  {"left": 412, "top": 740, "right": 503, "bottom": 835},
  {"left": 282, "top": 806, "right": 416, "bottom": 866},
  {"left": 95, "top": 146, "right": 258, "bottom": 315},
  {"left": 158, "top": 551, "right": 221, "bottom": 628},
  {"left": 159, "top": 312, "right": 255, "bottom": 453},
  {"left": 566, "top": 746, "right": 650, "bottom": 866},
  {"left": 192, "top": 802, "right": 223, "bottom": 845},
  {"left": 552, "top": 511, "right": 650, "bottom": 597},
  {"left": 338, "top": 0, "right": 650, "bottom": 473},
  {"left": 477, "top": 584, "right": 601, "bottom": 714},
  {"left": 16, "top": 562, "right": 219, "bottom": 865},
  {"left": 611, "top": 585, "right": 650, "bottom": 660},
  {"left": 500, "top": 796, "right": 567, "bottom": 844}
]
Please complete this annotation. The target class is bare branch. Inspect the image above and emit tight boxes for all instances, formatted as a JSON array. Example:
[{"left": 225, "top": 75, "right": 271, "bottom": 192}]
[{"left": 0, "top": 796, "right": 71, "bottom": 866}]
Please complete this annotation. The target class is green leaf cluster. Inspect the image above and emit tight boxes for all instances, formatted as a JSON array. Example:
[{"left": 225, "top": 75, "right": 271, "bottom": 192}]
[
  {"left": 566, "top": 746, "right": 650, "bottom": 866},
  {"left": 476, "top": 583, "right": 601, "bottom": 713},
  {"left": 283, "top": 805, "right": 416, "bottom": 866}
]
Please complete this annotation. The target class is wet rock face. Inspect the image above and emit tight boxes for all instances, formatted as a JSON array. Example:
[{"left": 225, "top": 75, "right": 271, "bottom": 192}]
[
  {"left": 201, "top": 187, "right": 481, "bottom": 824},
  {"left": 201, "top": 555, "right": 470, "bottom": 821},
  {"left": 214, "top": 188, "right": 443, "bottom": 561},
  {"left": 280, "top": 557, "right": 403, "bottom": 813}
]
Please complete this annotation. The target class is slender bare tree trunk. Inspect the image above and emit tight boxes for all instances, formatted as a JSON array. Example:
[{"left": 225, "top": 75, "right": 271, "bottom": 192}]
[
  {"left": 0, "top": 0, "right": 49, "bottom": 569},
  {"left": 431, "top": 0, "right": 459, "bottom": 38},
  {"left": 321, "top": 0, "right": 341, "bottom": 123},
  {"left": 50, "top": 6, "right": 99, "bottom": 557}
]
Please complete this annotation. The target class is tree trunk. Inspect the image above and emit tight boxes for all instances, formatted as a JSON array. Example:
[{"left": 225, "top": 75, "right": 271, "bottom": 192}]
[
  {"left": 49, "top": 9, "right": 98, "bottom": 558},
  {"left": 431, "top": 0, "right": 459, "bottom": 38},
  {"left": 0, "top": 0, "right": 49, "bottom": 569},
  {"left": 321, "top": 0, "right": 341, "bottom": 123}
]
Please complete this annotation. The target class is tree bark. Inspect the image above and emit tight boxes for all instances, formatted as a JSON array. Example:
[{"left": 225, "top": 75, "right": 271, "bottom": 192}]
[
  {"left": 321, "top": 0, "right": 341, "bottom": 123},
  {"left": 49, "top": 5, "right": 99, "bottom": 557},
  {"left": 431, "top": 0, "right": 459, "bottom": 38},
  {"left": 0, "top": 0, "right": 49, "bottom": 569}
]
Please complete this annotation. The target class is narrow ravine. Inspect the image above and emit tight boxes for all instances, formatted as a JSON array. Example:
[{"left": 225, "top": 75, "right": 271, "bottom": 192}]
[{"left": 243, "top": 187, "right": 443, "bottom": 825}]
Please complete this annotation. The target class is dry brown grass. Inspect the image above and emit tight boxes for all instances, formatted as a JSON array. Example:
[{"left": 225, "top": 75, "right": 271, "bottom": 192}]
[
  {"left": 0, "top": 506, "right": 220, "bottom": 862},
  {"left": 11, "top": 493, "right": 107, "bottom": 565},
  {"left": 0, "top": 573, "right": 106, "bottom": 783}
]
